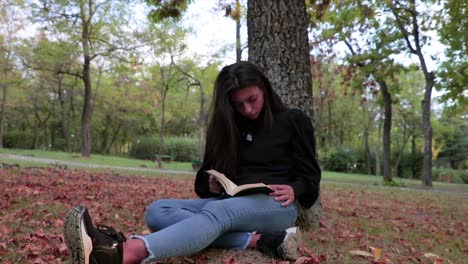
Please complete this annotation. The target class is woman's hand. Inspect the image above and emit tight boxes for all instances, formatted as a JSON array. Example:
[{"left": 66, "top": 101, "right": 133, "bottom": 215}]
[
  {"left": 209, "top": 175, "right": 223, "bottom": 194},
  {"left": 269, "top": 184, "right": 295, "bottom": 207}
]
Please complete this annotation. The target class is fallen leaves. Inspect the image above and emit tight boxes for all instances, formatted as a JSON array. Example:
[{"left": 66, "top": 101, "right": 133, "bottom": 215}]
[{"left": 0, "top": 168, "right": 467, "bottom": 263}]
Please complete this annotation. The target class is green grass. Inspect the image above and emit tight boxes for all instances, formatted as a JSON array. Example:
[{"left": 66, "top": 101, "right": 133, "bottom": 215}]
[
  {"left": 323, "top": 171, "right": 468, "bottom": 193},
  {"left": 1, "top": 148, "right": 467, "bottom": 193},
  {"left": 0, "top": 148, "right": 193, "bottom": 171}
]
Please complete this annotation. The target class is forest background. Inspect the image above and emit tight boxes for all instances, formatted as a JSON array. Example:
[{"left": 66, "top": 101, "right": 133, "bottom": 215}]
[{"left": 0, "top": 0, "right": 467, "bottom": 185}]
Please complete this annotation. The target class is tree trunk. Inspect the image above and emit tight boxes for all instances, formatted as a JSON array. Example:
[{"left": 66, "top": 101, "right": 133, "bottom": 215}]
[
  {"left": 375, "top": 108, "right": 383, "bottom": 176},
  {"left": 106, "top": 122, "right": 121, "bottom": 154},
  {"left": 421, "top": 77, "right": 434, "bottom": 186},
  {"left": 157, "top": 89, "right": 167, "bottom": 169},
  {"left": 364, "top": 125, "right": 372, "bottom": 175},
  {"left": 411, "top": 133, "right": 417, "bottom": 179},
  {"left": 80, "top": 1, "right": 93, "bottom": 157},
  {"left": 379, "top": 79, "right": 393, "bottom": 182},
  {"left": 0, "top": 68, "right": 8, "bottom": 148},
  {"left": 247, "top": 0, "right": 320, "bottom": 228},
  {"left": 57, "top": 75, "right": 71, "bottom": 151},
  {"left": 100, "top": 114, "right": 110, "bottom": 153},
  {"left": 0, "top": 86, "right": 6, "bottom": 149},
  {"left": 81, "top": 56, "right": 92, "bottom": 157},
  {"left": 198, "top": 83, "right": 206, "bottom": 161},
  {"left": 247, "top": 0, "right": 313, "bottom": 118},
  {"left": 235, "top": 0, "right": 241, "bottom": 62}
]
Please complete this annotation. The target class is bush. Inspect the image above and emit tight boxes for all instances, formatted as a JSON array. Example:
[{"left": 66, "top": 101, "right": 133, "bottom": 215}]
[
  {"left": 460, "top": 171, "right": 468, "bottom": 184},
  {"left": 322, "top": 147, "right": 357, "bottom": 172},
  {"left": 3, "top": 131, "right": 34, "bottom": 149},
  {"left": 395, "top": 151, "right": 424, "bottom": 179},
  {"left": 52, "top": 138, "right": 67, "bottom": 151},
  {"left": 129, "top": 136, "right": 198, "bottom": 162},
  {"left": 432, "top": 168, "right": 468, "bottom": 184}
]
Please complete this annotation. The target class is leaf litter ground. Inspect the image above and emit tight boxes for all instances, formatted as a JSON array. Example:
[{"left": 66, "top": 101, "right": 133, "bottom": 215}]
[{"left": 0, "top": 168, "right": 466, "bottom": 263}]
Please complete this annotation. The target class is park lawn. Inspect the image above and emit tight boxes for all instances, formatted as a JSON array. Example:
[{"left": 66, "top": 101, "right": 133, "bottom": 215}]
[
  {"left": 0, "top": 168, "right": 466, "bottom": 264},
  {"left": 1, "top": 148, "right": 467, "bottom": 194},
  {"left": 0, "top": 148, "right": 193, "bottom": 171}
]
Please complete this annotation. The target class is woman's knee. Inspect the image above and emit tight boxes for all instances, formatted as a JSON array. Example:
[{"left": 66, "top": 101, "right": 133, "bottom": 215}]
[{"left": 145, "top": 199, "right": 171, "bottom": 232}]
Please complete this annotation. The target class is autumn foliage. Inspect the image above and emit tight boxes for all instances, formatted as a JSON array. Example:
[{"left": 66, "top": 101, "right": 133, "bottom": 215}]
[{"left": 0, "top": 168, "right": 466, "bottom": 263}]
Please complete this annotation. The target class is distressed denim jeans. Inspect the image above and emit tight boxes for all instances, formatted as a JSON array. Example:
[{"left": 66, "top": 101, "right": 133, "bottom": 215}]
[{"left": 131, "top": 194, "right": 298, "bottom": 263}]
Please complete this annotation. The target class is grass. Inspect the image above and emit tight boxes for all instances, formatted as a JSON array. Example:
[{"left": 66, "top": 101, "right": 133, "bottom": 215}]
[
  {"left": 0, "top": 148, "right": 193, "bottom": 171},
  {"left": 1, "top": 148, "right": 467, "bottom": 193}
]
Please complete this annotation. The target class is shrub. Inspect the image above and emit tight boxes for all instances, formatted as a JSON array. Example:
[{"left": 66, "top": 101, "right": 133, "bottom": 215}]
[
  {"left": 459, "top": 171, "right": 468, "bottom": 184},
  {"left": 432, "top": 168, "right": 468, "bottom": 184},
  {"left": 164, "top": 137, "right": 198, "bottom": 162},
  {"left": 52, "top": 138, "right": 67, "bottom": 151},
  {"left": 129, "top": 136, "right": 198, "bottom": 162},
  {"left": 323, "top": 147, "right": 357, "bottom": 172},
  {"left": 3, "top": 131, "right": 34, "bottom": 149},
  {"left": 395, "top": 151, "right": 424, "bottom": 179}
]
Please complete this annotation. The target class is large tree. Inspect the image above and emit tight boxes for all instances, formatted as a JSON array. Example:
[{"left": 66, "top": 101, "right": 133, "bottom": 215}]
[
  {"left": 247, "top": 0, "right": 313, "bottom": 118},
  {"left": 247, "top": 0, "right": 320, "bottom": 228}
]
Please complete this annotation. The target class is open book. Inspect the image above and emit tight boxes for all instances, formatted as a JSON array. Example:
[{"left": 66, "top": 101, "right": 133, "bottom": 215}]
[{"left": 206, "top": 169, "right": 273, "bottom": 196}]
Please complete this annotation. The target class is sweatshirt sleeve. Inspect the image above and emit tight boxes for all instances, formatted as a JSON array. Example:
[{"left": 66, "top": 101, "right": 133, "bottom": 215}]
[
  {"left": 194, "top": 144, "right": 221, "bottom": 198},
  {"left": 289, "top": 109, "right": 321, "bottom": 208}
]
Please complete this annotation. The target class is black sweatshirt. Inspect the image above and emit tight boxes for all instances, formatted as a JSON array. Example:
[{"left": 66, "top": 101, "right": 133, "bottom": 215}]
[{"left": 195, "top": 109, "right": 321, "bottom": 208}]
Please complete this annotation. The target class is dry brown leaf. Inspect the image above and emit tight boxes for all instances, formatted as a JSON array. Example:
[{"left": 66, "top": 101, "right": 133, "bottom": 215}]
[
  {"left": 294, "top": 257, "right": 311, "bottom": 264},
  {"left": 349, "top": 250, "right": 373, "bottom": 258},
  {"left": 423, "top": 252, "right": 441, "bottom": 259},
  {"left": 369, "top": 246, "right": 382, "bottom": 261}
]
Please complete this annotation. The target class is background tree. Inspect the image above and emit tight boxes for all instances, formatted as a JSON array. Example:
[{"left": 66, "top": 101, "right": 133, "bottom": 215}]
[
  {"left": 136, "top": 20, "right": 189, "bottom": 167},
  {"left": 437, "top": 0, "right": 467, "bottom": 106},
  {"left": 32, "top": 0, "right": 135, "bottom": 157},
  {"left": 221, "top": 0, "right": 246, "bottom": 62},
  {"left": 0, "top": 1, "right": 25, "bottom": 148},
  {"left": 384, "top": 0, "right": 437, "bottom": 186},
  {"left": 309, "top": 0, "right": 403, "bottom": 182}
]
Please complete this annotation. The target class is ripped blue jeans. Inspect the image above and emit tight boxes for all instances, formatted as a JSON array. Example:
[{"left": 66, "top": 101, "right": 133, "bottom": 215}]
[{"left": 131, "top": 194, "right": 298, "bottom": 263}]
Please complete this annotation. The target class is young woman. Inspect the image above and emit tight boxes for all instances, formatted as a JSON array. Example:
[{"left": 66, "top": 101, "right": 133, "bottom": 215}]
[{"left": 64, "top": 61, "right": 321, "bottom": 264}]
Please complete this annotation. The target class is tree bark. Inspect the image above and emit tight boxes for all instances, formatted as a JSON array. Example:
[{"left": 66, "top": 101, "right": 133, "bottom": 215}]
[
  {"left": 378, "top": 79, "right": 393, "bottom": 182},
  {"left": 364, "top": 125, "right": 372, "bottom": 175},
  {"left": 247, "top": 0, "right": 313, "bottom": 118},
  {"left": 411, "top": 133, "right": 417, "bottom": 179},
  {"left": 0, "top": 73, "right": 7, "bottom": 148},
  {"left": 57, "top": 75, "right": 71, "bottom": 151},
  {"left": 375, "top": 108, "right": 383, "bottom": 176},
  {"left": 247, "top": 0, "right": 320, "bottom": 228},
  {"left": 80, "top": 1, "right": 93, "bottom": 157},
  {"left": 421, "top": 77, "right": 434, "bottom": 186},
  {"left": 235, "top": 0, "right": 241, "bottom": 62},
  {"left": 198, "top": 83, "right": 206, "bottom": 160}
]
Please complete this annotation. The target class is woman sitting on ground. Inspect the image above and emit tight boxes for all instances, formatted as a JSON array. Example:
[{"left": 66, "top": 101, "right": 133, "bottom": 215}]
[{"left": 64, "top": 61, "right": 321, "bottom": 264}]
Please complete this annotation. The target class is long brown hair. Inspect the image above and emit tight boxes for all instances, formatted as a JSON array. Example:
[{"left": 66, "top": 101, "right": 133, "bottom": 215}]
[{"left": 205, "top": 61, "right": 286, "bottom": 179}]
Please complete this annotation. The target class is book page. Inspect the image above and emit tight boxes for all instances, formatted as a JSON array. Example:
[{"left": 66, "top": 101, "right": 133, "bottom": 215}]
[
  {"left": 206, "top": 170, "right": 272, "bottom": 196},
  {"left": 205, "top": 170, "right": 238, "bottom": 193}
]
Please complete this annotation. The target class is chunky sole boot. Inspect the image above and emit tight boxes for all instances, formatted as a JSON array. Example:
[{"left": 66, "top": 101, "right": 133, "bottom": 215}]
[
  {"left": 64, "top": 205, "right": 126, "bottom": 264},
  {"left": 281, "top": 227, "right": 302, "bottom": 260},
  {"left": 258, "top": 226, "right": 302, "bottom": 260}
]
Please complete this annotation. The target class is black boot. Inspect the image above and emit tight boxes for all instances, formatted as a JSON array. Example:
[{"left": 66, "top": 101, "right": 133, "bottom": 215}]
[
  {"left": 257, "top": 227, "right": 302, "bottom": 260},
  {"left": 64, "top": 205, "right": 126, "bottom": 264}
]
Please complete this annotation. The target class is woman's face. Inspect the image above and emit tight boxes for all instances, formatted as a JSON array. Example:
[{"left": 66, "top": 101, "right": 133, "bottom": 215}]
[{"left": 229, "top": 86, "right": 265, "bottom": 120}]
